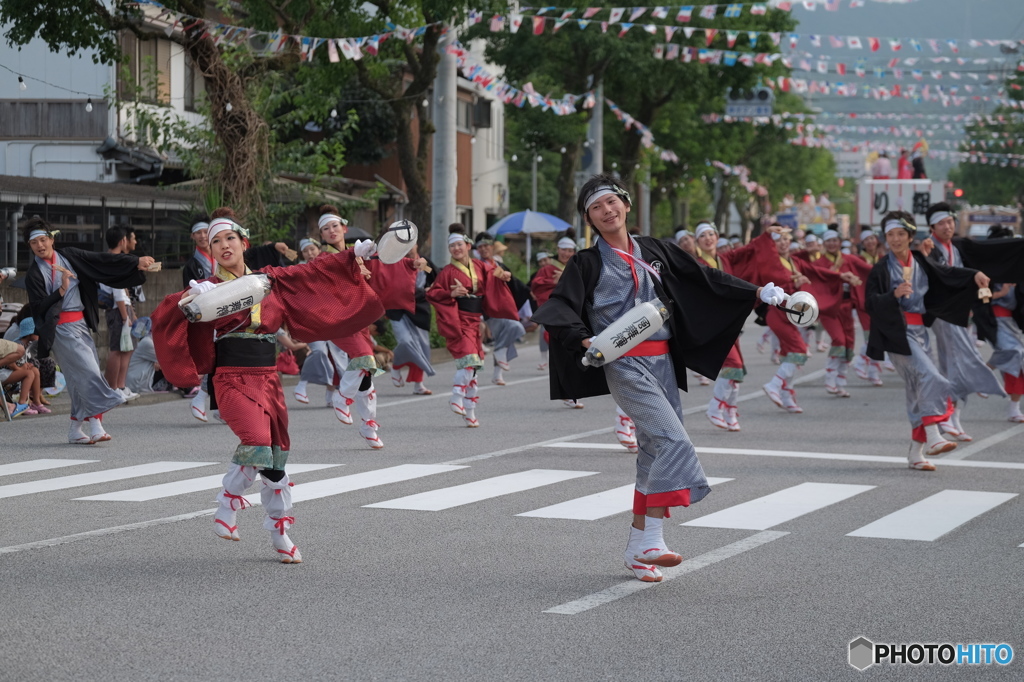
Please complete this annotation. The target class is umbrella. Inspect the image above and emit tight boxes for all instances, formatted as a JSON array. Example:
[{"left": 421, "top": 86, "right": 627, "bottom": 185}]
[{"left": 487, "top": 210, "right": 573, "bottom": 277}]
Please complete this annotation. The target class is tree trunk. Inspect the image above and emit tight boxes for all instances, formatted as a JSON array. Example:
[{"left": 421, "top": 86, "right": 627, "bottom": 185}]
[
  {"left": 714, "top": 175, "right": 732, "bottom": 232},
  {"left": 392, "top": 103, "right": 431, "bottom": 238},
  {"left": 184, "top": 32, "right": 270, "bottom": 226}
]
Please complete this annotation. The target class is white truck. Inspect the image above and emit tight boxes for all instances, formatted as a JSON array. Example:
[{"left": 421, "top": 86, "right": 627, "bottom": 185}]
[{"left": 856, "top": 179, "right": 944, "bottom": 232}]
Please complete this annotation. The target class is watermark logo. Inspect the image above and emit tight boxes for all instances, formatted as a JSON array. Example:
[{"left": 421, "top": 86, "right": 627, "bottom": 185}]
[{"left": 849, "top": 637, "right": 1014, "bottom": 671}]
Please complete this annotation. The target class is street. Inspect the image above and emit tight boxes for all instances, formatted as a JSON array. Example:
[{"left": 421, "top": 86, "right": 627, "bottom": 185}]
[{"left": 1, "top": 324, "right": 1022, "bottom": 680}]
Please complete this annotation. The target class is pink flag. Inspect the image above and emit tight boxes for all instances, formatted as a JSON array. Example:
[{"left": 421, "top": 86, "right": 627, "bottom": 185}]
[
  {"left": 665, "top": 26, "right": 678, "bottom": 41},
  {"left": 868, "top": 37, "right": 880, "bottom": 52},
  {"left": 836, "top": 63, "right": 846, "bottom": 75},
  {"left": 532, "top": 16, "right": 545, "bottom": 34},
  {"left": 829, "top": 35, "right": 843, "bottom": 48},
  {"left": 629, "top": 8, "right": 646, "bottom": 21},
  {"left": 699, "top": 5, "right": 717, "bottom": 20},
  {"left": 705, "top": 28, "right": 718, "bottom": 46},
  {"left": 583, "top": 7, "right": 601, "bottom": 19},
  {"left": 489, "top": 15, "right": 504, "bottom": 32}
]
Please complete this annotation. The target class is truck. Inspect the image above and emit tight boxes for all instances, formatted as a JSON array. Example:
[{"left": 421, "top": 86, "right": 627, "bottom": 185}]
[
  {"left": 856, "top": 179, "right": 944, "bottom": 232},
  {"left": 957, "top": 206, "right": 1021, "bottom": 239}
]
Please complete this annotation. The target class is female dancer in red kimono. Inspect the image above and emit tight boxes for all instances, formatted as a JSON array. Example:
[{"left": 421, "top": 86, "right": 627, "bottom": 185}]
[
  {"left": 530, "top": 230, "right": 577, "bottom": 373},
  {"left": 151, "top": 209, "right": 383, "bottom": 563},
  {"left": 316, "top": 205, "right": 424, "bottom": 449},
  {"left": 794, "top": 228, "right": 872, "bottom": 398},
  {"left": 749, "top": 226, "right": 849, "bottom": 413},
  {"left": 692, "top": 222, "right": 759, "bottom": 431},
  {"left": 427, "top": 225, "right": 519, "bottom": 427}
]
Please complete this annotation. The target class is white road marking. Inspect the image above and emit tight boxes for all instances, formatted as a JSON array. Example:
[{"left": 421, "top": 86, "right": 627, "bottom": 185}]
[
  {"left": 941, "top": 423, "right": 1024, "bottom": 460},
  {"left": 0, "top": 462, "right": 217, "bottom": 500},
  {"left": 377, "top": 376, "right": 548, "bottom": 409},
  {"left": 75, "top": 463, "right": 342, "bottom": 502},
  {"left": 276, "top": 464, "right": 467, "bottom": 504},
  {"left": 847, "top": 490, "right": 1018, "bottom": 542},
  {"left": 0, "top": 459, "right": 97, "bottom": 478},
  {"left": 517, "top": 478, "right": 733, "bottom": 521},
  {"left": 682, "top": 482, "right": 875, "bottom": 531},
  {"left": 544, "top": 443, "right": 1024, "bottom": 472},
  {"left": 364, "top": 469, "right": 597, "bottom": 511},
  {"left": 544, "top": 530, "right": 789, "bottom": 615},
  {"left": 0, "top": 509, "right": 219, "bottom": 555}
]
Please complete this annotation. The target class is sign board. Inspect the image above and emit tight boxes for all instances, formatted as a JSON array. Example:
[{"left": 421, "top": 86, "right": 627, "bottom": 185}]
[
  {"left": 960, "top": 208, "right": 1021, "bottom": 239},
  {"left": 856, "top": 180, "right": 943, "bottom": 230},
  {"left": 725, "top": 104, "right": 773, "bottom": 117}
]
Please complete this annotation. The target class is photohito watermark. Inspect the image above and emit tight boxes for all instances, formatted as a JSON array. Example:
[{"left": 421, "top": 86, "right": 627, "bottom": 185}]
[{"left": 849, "top": 636, "right": 1014, "bottom": 671}]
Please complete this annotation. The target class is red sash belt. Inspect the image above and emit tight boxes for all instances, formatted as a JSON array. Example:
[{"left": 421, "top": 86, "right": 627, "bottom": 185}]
[
  {"left": 58, "top": 310, "right": 85, "bottom": 325},
  {"left": 903, "top": 312, "right": 924, "bottom": 326},
  {"left": 623, "top": 339, "right": 671, "bottom": 357},
  {"left": 994, "top": 306, "right": 1014, "bottom": 318}
]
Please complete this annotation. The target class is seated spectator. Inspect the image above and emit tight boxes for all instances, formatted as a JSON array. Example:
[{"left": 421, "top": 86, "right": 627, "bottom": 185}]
[{"left": 1, "top": 317, "right": 48, "bottom": 417}]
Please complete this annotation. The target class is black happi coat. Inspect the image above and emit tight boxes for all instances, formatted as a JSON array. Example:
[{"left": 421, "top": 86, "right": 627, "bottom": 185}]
[
  {"left": 864, "top": 250, "right": 979, "bottom": 361},
  {"left": 532, "top": 236, "right": 759, "bottom": 401},
  {"left": 930, "top": 237, "right": 1024, "bottom": 345},
  {"left": 27, "top": 248, "right": 145, "bottom": 358}
]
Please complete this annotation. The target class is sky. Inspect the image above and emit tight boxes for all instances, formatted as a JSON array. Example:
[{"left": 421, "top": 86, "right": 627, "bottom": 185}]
[{"left": 783, "top": 0, "right": 1024, "bottom": 179}]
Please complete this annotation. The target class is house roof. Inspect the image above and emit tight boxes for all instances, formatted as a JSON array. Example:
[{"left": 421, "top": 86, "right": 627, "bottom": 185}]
[{"left": 0, "top": 174, "right": 198, "bottom": 210}]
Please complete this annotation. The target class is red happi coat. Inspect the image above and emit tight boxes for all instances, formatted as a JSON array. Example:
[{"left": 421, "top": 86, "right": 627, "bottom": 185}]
[
  {"left": 531, "top": 262, "right": 565, "bottom": 308},
  {"left": 152, "top": 251, "right": 384, "bottom": 388},
  {"left": 427, "top": 259, "right": 519, "bottom": 360},
  {"left": 330, "top": 256, "right": 419, "bottom": 358}
]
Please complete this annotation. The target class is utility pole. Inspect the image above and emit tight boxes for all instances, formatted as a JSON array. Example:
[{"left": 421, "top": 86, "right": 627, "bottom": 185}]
[
  {"left": 640, "top": 166, "right": 651, "bottom": 236},
  {"left": 585, "top": 83, "right": 603, "bottom": 177},
  {"left": 430, "top": 29, "right": 457, "bottom": 267},
  {"left": 531, "top": 150, "right": 538, "bottom": 212}
]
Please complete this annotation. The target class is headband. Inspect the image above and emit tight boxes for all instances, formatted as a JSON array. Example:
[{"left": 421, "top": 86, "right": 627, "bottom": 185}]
[
  {"left": 299, "top": 238, "right": 320, "bottom": 253},
  {"left": 536, "top": 251, "right": 550, "bottom": 261},
  {"left": 928, "top": 211, "right": 951, "bottom": 226},
  {"left": 476, "top": 235, "right": 495, "bottom": 246},
  {"left": 884, "top": 218, "right": 915, "bottom": 234},
  {"left": 822, "top": 229, "right": 840, "bottom": 241},
  {"left": 318, "top": 213, "right": 347, "bottom": 230},
  {"left": 729, "top": 237, "right": 741, "bottom": 244},
  {"left": 716, "top": 237, "right": 729, "bottom": 248},
  {"left": 694, "top": 223, "right": 716, "bottom": 240},
  {"left": 557, "top": 237, "right": 577, "bottom": 250},
  {"left": 28, "top": 229, "right": 50, "bottom": 241},
  {"left": 805, "top": 234, "right": 818, "bottom": 243},
  {"left": 208, "top": 218, "right": 249, "bottom": 242},
  {"left": 448, "top": 233, "right": 471, "bottom": 245},
  {"left": 860, "top": 229, "right": 876, "bottom": 238},
  {"left": 191, "top": 222, "right": 209, "bottom": 234},
  {"left": 771, "top": 228, "right": 792, "bottom": 241},
  {"left": 583, "top": 184, "right": 630, "bottom": 212},
  {"left": 674, "top": 230, "right": 692, "bottom": 241}
]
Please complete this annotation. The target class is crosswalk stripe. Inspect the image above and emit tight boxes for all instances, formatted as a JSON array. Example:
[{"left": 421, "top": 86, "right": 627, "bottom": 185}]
[
  {"left": 846, "top": 490, "right": 1018, "bottom": 542},
  {"left": 0, "top": 462, "right": 217, "bottom": 500},
  {"left": 682, "top": 482, "right": 876, "bottom": 531},
  {"left": 74, "top": 464, "right": 342, "bottom": 502},
  {"left": 249, "top": 464, "right": 469, "bottom": 505},
  {"left": 516, "top": 478, "right": 734, "bottom": 521},
  {"left": 364, "top": 469, "right": 598, "bottom": 511},
  {"left": 0, "top": 459, "right": 97, "bottom": 478}
]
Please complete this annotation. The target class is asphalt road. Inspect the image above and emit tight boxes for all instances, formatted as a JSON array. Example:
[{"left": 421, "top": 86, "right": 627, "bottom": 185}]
[{"left": 1, "top": 324, "right": 1022, "bottom": 681}]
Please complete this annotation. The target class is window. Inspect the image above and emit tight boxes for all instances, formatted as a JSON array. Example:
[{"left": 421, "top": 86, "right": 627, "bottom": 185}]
[
  {"left": 456, "top": 99, "right": 473, "bottom": 133},
  {"left": 117, "top": 32, "right": 171, "bottom": 104}
]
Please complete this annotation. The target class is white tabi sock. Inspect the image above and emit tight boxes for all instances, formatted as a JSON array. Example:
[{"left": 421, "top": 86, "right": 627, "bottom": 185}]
[
  {"left": 640, "top": 517, "right": 668, "bottom": 554},
  {"left": 625, "top": 525, "right": 650, "bottom": 564}
]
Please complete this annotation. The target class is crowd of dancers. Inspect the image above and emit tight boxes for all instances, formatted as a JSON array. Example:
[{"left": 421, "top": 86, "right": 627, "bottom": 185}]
[{"left": 7, "top": 184, "right": 1024, "bottom": 575}]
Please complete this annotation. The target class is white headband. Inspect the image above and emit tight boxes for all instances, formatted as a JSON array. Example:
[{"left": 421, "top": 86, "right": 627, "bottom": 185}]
[
  {"left": 716, "top": 237, "right": 729, "bottom": 248},
  {"left": 729, "top": 237, "right": 741, "bottom": 244},
  {"left": 884, "top": 219, "right": 913, "bottom": 234},
  {"left": 694, "top": 224, "right": 716, "bottom": 240},
  {"left": 28, "top": 229, "right": 49, "bottom": 241},
  {"left": 822, "top": 230, "right": 840, "bottom": 241},
  {"left": 208, "top": 218, "right": 246, "bottom": 242},
  {"left": 583, "top": 186, "right": 617, "bottom": 211},
  {"left": 928, "top": 211, "right": 951, "bottom": 226},
  {"left": 674, "top": 230, "right": 691, "bottom": 241},
  {"left": 299, "top": 238, "right": 319, "bottom": 253},
  {"left": 805, "top": 234, "right": 818, "bottom": 243},
  {"left": 318, "top": 214, "right": 346, "bottom": 230},
  {"left": 557, "top": 237, "right": 576, "bottom": 250},
  {"left": 861, "top": 229, "right": 876, "bottom": 238},
  {"left": 448, "top": 233, "right": 471, "bottom": 245},
  {"left": 536, "top": 251, "right": 550, "bottom": 261},
  {"left": 191, "top": 221, "right": 209, "bottom": 234}
]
